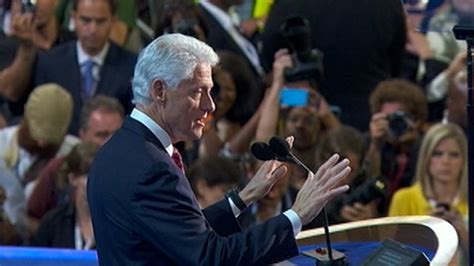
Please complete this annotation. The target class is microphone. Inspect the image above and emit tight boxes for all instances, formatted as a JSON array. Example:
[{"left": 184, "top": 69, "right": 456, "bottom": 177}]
[
  {"left": 250, "top": 142, "right": 275, "bottom": 161},
  {"left": 269, "top": 136, "right": 313, "bottom": 173},
  {"left": 250, "top": 142, "right": 293, "bottom": 163},
  {"left": 267, "top": 136, "right": 347, "bottom": 265}
]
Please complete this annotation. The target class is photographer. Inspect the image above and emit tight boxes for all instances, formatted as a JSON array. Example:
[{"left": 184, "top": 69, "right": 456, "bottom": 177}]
[
  {"left": 312, "top": 126, "right": 388, "bottom": 226},
  {"left": 364, "top": 79, "right": 428, "bottom": 198},
  {"left": 0, "top": 0, "right": 74, "bottom": 122},
  {"left": 255, "top": 48, "right": 340, "bottom": 193}
]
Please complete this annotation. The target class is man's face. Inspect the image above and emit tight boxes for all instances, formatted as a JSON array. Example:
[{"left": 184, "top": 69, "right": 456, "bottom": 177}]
[
  {"left": 79, "top": 110, "right": 123, "bottom": 146},
  {"left": 72, "top": 0, "right": 114, "bottom": 56},
  {"left": 162, "top": 63, "right": 215, "bottom": 142}
]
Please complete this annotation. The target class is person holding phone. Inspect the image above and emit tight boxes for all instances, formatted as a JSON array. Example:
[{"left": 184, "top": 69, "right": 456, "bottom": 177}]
[
  {"left": 388, "top": 123, "right": 468, "bottom": 261},
  {"left": 255, "top": 48, "right": 341, "bottom": 197}
]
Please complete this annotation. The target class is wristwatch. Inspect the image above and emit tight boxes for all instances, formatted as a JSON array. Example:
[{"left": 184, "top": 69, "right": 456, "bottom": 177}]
[{"left": 225, "top": 188, "right": 247, "bottom": 211}]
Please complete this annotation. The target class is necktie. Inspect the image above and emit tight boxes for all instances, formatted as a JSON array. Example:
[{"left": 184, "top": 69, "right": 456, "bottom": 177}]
[
  {"left": 81, "top": 60, "right": 95, "bottom": 99},
  {"left": 171, "top": 148, "right": 185, "bottom": 173}
]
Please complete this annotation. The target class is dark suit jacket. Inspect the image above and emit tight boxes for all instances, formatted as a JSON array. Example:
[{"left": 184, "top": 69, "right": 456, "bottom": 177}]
[
  {"left": 260, "top": 0, "right": 406, "bottom": 130},
  {"left": 33, "top": 41, "right": 137, "bottom": 134},
  {"left": 198, "top": 4, "right": 262, "bottom": 79},
  {"left": 87, "top": 117, "right": 298, "bottom": 265}
]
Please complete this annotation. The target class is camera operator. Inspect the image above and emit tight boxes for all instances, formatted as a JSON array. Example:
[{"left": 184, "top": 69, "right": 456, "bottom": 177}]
[
  {"left": 305, "top": 126, "right": 388, "bottom": 228},
  {"left": 364, "top": 79, "right": 428, "bottom": 199},
  {"left": 0, "top": 0, "right": 74, "bottom": 122},
  {"left": 255, "top": 47, "right": 340, "bottom": 195}
]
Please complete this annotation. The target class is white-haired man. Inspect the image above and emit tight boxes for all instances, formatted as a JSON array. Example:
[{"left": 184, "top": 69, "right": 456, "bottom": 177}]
[{"left": 87, "top": 33, "right": 351, "bottom": 265}]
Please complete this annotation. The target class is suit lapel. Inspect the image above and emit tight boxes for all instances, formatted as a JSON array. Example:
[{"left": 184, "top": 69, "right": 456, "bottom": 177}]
[
  {"left": 66, "top": 43, "right": 82, "bottom": 102},
  {"left": 96, "top": 43, "right": 117, "bottom": 96}
]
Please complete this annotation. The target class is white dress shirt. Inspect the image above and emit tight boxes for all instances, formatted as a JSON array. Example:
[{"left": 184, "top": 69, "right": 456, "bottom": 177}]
[{"left": 76, "top": 41, "right": 111, "bottom": 95}]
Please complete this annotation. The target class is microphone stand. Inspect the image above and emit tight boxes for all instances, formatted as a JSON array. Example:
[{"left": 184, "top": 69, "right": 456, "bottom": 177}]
[
  {"left": 289, "top": 152, "right": 347, "bottom": 265},
  {"left": 453, "top": 25, "right": 474, "bottom": 266}
]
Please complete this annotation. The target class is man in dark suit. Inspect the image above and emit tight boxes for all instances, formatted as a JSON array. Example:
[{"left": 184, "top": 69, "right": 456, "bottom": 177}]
[
  {"left": 33, "top": 0, "right": 136, "bottom": 134},
  {"left": 260, "top": 0, "right": 406, "bottom": 130},
  {"left": 198, "top": 0, "right": 264, "bottom": 78},
  {"left": 87, "top": 33, "right": 352, "bottom": 265}
]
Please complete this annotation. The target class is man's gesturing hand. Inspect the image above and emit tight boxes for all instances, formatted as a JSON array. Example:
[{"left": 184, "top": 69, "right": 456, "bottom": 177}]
[
  {"left": 291, "top": 154, "right": 351, "bottom": 225},
  {"left": 238, "top": 160, "right": 288, "bottom": 205}
]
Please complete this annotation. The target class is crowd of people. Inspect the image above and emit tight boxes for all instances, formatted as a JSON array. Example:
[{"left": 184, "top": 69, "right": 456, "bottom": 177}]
[{"left": 0, "top": 0, "right": 472, "bottom": 264}]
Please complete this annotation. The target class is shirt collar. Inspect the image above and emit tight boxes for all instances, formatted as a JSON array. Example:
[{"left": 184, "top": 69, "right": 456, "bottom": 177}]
[
  {"left": 76, "top": 41, "right": 110, "bottom": 67},
  {"left": 130, "top": 108, "right": 174, "bottom": 157}
]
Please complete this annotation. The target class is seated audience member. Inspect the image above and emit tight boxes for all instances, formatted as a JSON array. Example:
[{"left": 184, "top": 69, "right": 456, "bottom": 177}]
[
  {"left": 365, "top": 79, "right": 428, "bottom": 197},
  {"left": 0, "top": 83, "right": 78, "bottom": 242},
  {"left": 256, "top": 49, "right": 340, "bottom": 192},
  {"left": 0, "top": 0, "right": 75, "bottom": 122},
  {"left": 311, "top": 126, "right": 387, "bottom": 227},
  {"left": 27, "top": 95, "right": 124, "bottom": 225},
  {"left": 33, "top": 0, "right": 137, "bottom": 134},
  {"left": 0, "top": 186, "right": 22, "bottom": 245},
  {"left": 33, "top": 142, "right": 99, "bottom": 249},
  {"left": 187, "top": 155, "right": 242, "bottom": 208},
  {"left": 389, "top": 122, "right": 468, "bottom": 259}
]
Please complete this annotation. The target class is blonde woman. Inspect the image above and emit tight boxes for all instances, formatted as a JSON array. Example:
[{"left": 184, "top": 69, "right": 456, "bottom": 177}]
[{"left": 389, "top": 122, "right": 468, "bottom": 257}]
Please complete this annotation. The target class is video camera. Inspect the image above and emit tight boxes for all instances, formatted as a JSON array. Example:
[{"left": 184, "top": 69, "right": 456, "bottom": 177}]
[
  {"left": 343, "top": 176, "right": 388, "bottom": 205},
  {"left": 280, "top": 16, "right": 324, "bottom": 85}
]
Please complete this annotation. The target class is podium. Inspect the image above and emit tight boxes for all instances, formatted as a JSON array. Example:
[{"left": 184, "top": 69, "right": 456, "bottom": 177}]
[{"left": 293, "top": 215, "right": 458, "bottom": 265}]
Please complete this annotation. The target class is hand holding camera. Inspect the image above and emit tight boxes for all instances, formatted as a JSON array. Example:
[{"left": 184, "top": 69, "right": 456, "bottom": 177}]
[
  {"left": 10, "top": 11, "right": 35, "bottom": 45},
  {"left": 340, "top": 201, "right": 378, "bottom": 222},
  {"left": 271, "top": 49, "right": 293, "bottom": 89},
  {"left": 370, "top": 110, "right": 413, "bottom": 146},
  {"left": 369, "top": 112, "right": 390, "bottom": 147}
]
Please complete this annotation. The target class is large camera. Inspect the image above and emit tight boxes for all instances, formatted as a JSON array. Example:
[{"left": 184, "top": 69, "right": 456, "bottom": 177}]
[
  {"left": 280, "top": 16, "right": 324, "bottom": 85},
  {"left": 343, "top": 176, "right": 388, "bottom": 205},
  {"left": 387, "top": 110, "right": 410, "bottom": 138}
]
